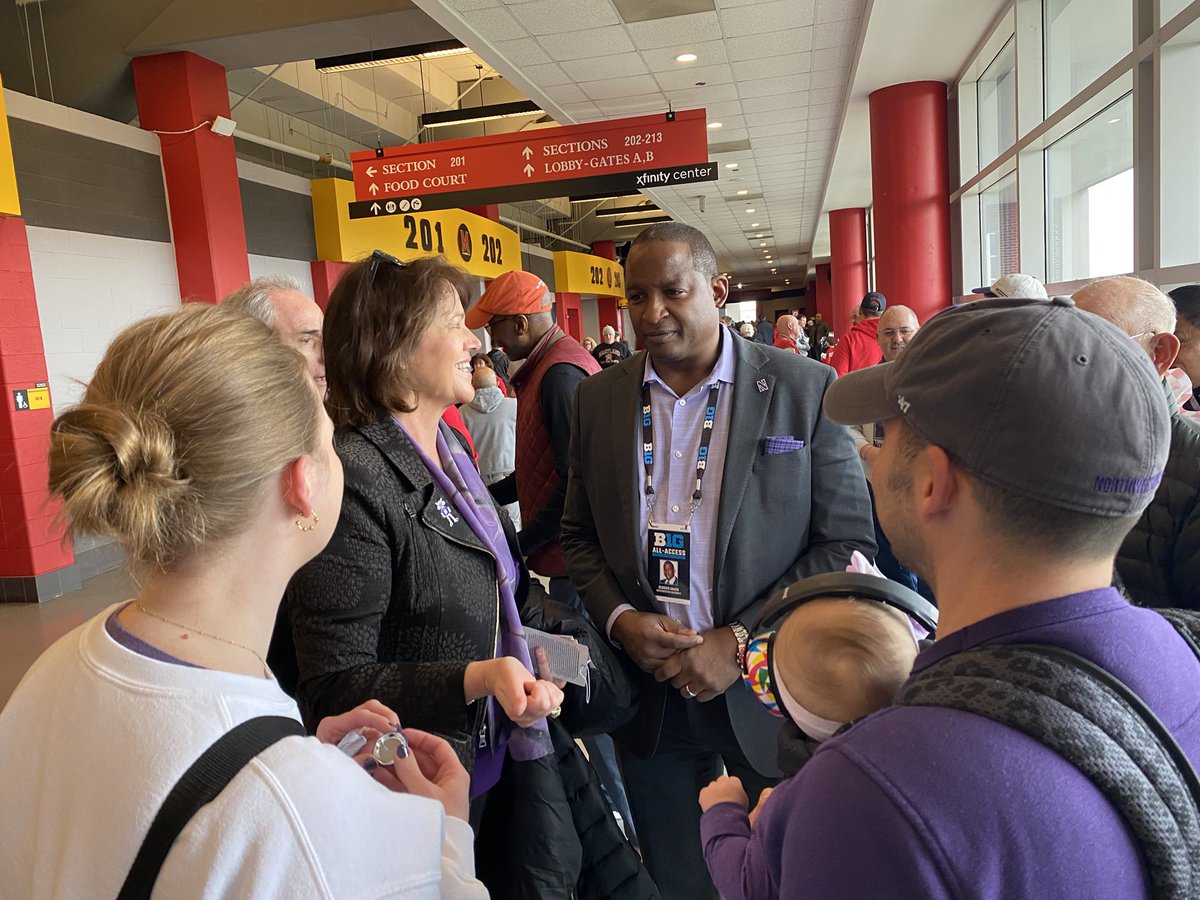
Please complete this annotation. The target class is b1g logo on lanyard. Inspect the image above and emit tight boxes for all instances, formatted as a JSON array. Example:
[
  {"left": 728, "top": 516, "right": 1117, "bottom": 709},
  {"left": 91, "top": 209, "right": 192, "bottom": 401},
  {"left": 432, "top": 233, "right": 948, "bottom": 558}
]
[{"left": 641, "top": 380, "right": 721, "bottom": 608}]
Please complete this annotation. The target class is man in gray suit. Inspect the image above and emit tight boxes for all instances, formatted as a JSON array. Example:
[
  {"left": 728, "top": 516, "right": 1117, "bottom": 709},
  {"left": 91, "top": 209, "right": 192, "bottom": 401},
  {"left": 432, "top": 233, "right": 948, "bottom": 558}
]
[{"left": 562, "top": 222, "right": 876, "bottom": 900}]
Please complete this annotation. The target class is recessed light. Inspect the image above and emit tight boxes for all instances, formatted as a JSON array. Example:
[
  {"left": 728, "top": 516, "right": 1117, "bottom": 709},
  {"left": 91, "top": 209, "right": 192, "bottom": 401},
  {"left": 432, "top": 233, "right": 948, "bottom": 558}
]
[
  {"left": 751, "top": 222, "right": 760, "bottom": 227},
  {"left": 785, "top": 279, "right": 790, "bottom": 284},
  {"left": 1107, "top": 117, "right": 1120, "bottom": 124},
  {"left": 725, "top": 163, "right": 739, "bottom": 169},
  {"left": 736, "top": 282, "right": 743, "bottom": 289},
  {"left": 708, "top": 122, "right": 723, "bottom": 129},
  {"left": 736, "top": 189, "right": 748, "bottom": 195},
  {"left": 746, "top": 208, "right": 755, "bottom": 213},
  {"left": 755, "top": 233, "right": 764, "bottom": 237},
  {"left": 676, "top": 52, "right": 698, "bottom": 63},
  {"left": 760, "top": 242, "right": 767, "bottom": 247}
]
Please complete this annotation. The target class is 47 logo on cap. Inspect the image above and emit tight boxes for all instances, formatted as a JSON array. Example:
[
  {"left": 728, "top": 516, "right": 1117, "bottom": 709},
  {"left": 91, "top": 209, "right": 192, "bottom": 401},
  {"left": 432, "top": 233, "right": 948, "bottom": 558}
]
[{"left": 897, "top": 395, "right": 911, "bottom": 414}]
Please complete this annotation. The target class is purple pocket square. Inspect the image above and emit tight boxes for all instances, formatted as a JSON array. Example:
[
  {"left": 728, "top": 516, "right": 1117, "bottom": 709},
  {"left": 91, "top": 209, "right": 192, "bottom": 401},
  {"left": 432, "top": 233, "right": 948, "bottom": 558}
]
[{"left": 763, "top": 436, "right": 806, "bottom": 455}]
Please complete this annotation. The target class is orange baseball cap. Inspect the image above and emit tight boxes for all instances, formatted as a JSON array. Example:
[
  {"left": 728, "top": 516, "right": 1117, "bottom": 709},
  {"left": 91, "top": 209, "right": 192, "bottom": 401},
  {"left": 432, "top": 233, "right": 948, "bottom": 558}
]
[{"left": 465, "top": 270, "right": 553, "bottom": 329}]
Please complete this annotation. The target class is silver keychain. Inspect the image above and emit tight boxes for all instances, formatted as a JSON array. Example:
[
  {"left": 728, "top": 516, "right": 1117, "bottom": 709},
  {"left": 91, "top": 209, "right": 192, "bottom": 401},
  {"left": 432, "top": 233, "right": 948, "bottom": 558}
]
[{"left": 371, "top": 731, "right": 409, "bottom": 765}]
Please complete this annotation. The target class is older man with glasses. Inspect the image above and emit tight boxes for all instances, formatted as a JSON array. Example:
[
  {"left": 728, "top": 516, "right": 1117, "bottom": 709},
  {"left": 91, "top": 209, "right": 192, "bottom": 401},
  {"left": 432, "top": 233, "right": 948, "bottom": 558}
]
[{"left": 1074, "top": 275, "right": 1200, "bottom": 611}]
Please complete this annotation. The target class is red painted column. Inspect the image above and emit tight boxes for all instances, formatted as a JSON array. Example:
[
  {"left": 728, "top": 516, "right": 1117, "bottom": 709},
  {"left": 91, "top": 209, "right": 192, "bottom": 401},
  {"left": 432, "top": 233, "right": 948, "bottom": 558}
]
[
  {"left": 132, "top": 52, "right": 249, "bottom": 304},
  {"left": 0, "top": 217, "right": 72, "bottom": 577},
  {"left": 814, "top": 263, "right": 834, "bottom": 324},
  {"left": 869, "top": 81, "right": 951, "bottom": 324},
  {"left": 555, "top": 292, "right": 583, "bottom": 340},
  {"left": 828, "top": 207, "right": 868, "bottom": 342},
  {"left": 464, "top": 205, "right": 499, "bottom": 222},
  {"left": 310, "top": 260, "right": 350, "bottom": 312},
  {"left": 591, "top": 240, "right": 621, "bottom": 334}
]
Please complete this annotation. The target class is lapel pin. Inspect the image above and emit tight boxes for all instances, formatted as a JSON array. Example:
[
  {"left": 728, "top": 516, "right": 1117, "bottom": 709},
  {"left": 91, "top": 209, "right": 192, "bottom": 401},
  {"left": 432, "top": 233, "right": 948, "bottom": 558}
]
[{"left": 756, "top": 379, "right": 768, "bottom": 393}]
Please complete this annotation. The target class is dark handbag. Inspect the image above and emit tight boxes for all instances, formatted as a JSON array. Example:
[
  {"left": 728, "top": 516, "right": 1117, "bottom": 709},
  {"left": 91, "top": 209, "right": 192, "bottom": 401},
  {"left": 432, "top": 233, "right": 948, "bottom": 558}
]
[
  {"left": 521, "top": 584, "right": 640, "bottom": 737},
  {"left": 118, "top": 715, "right": 304, "bottom": 899}
]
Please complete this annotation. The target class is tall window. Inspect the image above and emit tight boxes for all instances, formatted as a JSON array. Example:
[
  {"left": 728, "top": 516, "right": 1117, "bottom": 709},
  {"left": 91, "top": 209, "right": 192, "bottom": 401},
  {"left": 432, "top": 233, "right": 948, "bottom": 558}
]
[
  {"left": 980, "top": 172, "right": 1019, "bottom": 285},
  {"left": 978, "top": 37, "right": 1017, "bottom": 167},
  {"left": 1044, "top": 0, "right": 1132, "bottom": 114},
  {"left": 1045, "top": 93, "right": 1134, "bottom": 282},
  {"left": 1161, "top": 19, "right": 1200, "bottom": 268}
]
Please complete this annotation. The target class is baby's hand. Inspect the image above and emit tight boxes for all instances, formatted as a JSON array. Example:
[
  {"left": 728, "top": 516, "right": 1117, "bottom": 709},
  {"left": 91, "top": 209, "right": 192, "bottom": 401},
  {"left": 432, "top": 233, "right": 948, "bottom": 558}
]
[
  {"left": 699, "top": 774, "right": 749, "bottom": 813},
  {"left": 748, "top": 786, "right": 775, "bottom": 830}
]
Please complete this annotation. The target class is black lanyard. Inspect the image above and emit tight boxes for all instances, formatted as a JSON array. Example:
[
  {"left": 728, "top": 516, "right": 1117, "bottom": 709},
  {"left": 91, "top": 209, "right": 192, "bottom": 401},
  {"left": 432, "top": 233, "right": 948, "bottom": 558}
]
[{"left": 641, "top": 381, "right": 721, "bottom": 525}]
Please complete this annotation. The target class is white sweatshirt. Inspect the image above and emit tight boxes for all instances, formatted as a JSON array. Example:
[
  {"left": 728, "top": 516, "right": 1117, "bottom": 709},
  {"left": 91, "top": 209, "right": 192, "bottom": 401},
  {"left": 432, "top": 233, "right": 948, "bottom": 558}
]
[{"left": 0, "top": 605, "right": 488, "bottom": 899}]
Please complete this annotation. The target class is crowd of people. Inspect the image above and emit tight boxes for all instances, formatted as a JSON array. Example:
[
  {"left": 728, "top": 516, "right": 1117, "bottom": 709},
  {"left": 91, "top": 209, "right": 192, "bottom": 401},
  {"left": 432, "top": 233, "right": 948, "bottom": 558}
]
[{"left": 1, "top": 220, "right": 1198, "bottom": 899}]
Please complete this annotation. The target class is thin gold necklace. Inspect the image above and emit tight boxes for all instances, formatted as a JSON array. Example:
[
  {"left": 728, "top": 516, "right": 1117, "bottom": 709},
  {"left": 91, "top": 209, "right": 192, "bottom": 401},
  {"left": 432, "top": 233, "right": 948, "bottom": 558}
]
[{"left": 133, "top": 601, "right": 270, "bottom": 679}]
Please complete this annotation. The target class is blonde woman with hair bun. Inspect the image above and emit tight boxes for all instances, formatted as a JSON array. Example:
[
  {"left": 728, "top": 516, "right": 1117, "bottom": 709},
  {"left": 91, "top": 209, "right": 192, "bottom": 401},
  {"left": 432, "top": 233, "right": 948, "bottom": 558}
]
[{"left": 0, "top": 305, "right": 487, "bottom": 899}]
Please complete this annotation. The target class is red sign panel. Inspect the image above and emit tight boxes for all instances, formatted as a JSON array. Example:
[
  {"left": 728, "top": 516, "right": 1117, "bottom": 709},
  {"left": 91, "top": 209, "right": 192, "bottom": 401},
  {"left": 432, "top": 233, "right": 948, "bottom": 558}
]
[{"left": 351, "top": 109, "right": 708, "bottom": 203}]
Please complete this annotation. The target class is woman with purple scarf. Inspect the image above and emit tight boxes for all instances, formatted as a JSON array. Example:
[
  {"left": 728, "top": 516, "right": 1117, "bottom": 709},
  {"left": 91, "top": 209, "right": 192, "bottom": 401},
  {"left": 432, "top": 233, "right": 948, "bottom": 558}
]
[{"left": 286, "top": 253, "right": 657, "bottom": 900}]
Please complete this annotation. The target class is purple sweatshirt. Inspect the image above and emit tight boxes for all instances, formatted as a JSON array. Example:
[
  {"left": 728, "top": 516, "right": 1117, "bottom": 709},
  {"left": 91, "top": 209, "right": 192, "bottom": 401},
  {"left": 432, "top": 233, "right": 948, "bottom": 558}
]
[{"left": 701, "top": 588, "right": 1200, "bottom": 899}]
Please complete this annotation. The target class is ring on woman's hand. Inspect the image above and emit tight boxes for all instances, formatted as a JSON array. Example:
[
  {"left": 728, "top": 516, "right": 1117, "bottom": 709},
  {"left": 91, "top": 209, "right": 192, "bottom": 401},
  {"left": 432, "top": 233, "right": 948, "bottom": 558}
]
[
  {"left": 549, "top": 706, "right": 562, "bottom": 719},
  {"left": 682, "top": 685, "right": 697, "bottom": 699}
]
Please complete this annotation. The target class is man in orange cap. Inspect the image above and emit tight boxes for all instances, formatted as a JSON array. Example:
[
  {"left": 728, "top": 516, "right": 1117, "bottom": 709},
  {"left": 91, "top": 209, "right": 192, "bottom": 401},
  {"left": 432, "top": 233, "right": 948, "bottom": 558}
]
[{"left": 466, "top": 271, "right": 638, "bottom": 841}]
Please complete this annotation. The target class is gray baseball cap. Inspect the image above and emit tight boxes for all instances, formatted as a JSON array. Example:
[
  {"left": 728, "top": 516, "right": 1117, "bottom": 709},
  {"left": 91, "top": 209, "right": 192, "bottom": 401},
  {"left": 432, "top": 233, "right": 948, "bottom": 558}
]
[{"left": 823, "top": 296, "right": 1169, "bottom": 517}]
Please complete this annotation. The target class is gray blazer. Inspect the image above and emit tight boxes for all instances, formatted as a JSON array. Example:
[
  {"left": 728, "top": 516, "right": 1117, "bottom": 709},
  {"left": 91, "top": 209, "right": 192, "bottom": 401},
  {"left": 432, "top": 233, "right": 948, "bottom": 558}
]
[{"left": 562, "top": 336, "right": 876, "bottom": 774}]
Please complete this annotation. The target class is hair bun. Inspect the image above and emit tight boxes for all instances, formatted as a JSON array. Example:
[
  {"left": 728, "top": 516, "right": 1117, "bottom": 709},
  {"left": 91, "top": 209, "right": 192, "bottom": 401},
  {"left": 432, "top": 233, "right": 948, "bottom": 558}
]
[{"left": 51, "top": 403, "right": 193, "bottom": 566}]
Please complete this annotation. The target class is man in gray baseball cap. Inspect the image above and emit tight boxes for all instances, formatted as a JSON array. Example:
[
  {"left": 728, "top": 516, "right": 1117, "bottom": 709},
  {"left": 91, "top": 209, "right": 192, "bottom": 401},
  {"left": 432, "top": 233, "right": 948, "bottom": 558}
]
[{"left": 704, "top": 296, "right": 1200, "bottom": 898}]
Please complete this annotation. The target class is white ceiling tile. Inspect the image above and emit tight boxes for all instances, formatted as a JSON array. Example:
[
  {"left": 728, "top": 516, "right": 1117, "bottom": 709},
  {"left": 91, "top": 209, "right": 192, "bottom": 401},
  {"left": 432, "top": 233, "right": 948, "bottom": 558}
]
[
  {"left": 753, "top": 133, "right": 813, "bottom": 148},
  {"left": 454, "top": 0, "right": 501, "bottom": 9},
  {"left": 520, "top": 62, "right": 573, "bottom": 86},
  {"left": 812, "top": 46, "right": 854, "bottom": 69},
  {"left": 751, "top": 141, "right": 808, "bottom": 156},
  {"left": 560, "top": 52, "right": 649, "bottom": 82},
  {"left": 507, "top": 0, "right": 621, "bottom": 35},
  {"left": 665, "top": 81, "right": 742, "bottom": 104},
  {"left": 806, "top": 101, "right": 840, "bottom": 117},
  {"left": 552, "top": 82, "right": 591, "bottom": 103},
  {"left": 813, "top": 18, "right": 860, "bottom": 49},
  {"left": 591, "top": 93, "right": 666, "bottom": 115},
  {"left": 718, "top": 0, "right": 816, "bottom": 36},
  {"left": 704, "top": 99, "right": 746, "bottom": 117},
  {"left": 807, "top": 86, "right": 842, "bottom": 105},
  {"left": 493, "top": 37, "right": 553, "bottom": 66},
  {"left": 537, "top": 26, "right": 636, "bottom": 60},
  {"left": 558, "top": 101, "right": 603, "bottom": 120},
  {"left": 809, "top": 66, "right": 849, "bottom": 89},
  {"left": 815, "top": 0, "right": 865, "bottom": 23},
  {"left": 463, "top": 6, "right": 527, "bottom": 39},
  {"left": 807, "top": 115, "right": 838, "bottom": 129},
  {"left": 739, "top": 90, "right": 816, "bottom": 112},
  {"left": 654, "top": 63, "right": 734, "bottom": 90},
  {"left": 739, "top": 75, "right": 811, "bottom": 99},
  {"left": 627, "top": 12, "right": 723, "bottom": 50},
  {"left": 726, "top": 27, "right": 813, "bottom": 61},
  {"left": 579, "top": 74, "right": 662, "bottom": 100},
  {"left": 643, "top": 40, "right": 730, "bottom": 72},
  {"left": 731, "top": 53, "right": 811, "bottom": 81},
  {"left": 704, "top": 114, "right": 746, "bottom": 131},
  {"left": 746, "top": 105, "right": 810, "bottom": 126},
  {"left": 749, "top": 122, "right": 808, "bottom": 138}
]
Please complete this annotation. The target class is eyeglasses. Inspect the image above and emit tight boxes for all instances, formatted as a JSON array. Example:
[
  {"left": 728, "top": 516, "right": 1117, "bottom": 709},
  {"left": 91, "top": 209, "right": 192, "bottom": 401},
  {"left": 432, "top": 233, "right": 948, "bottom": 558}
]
[
  {"left": 881, "top": 327, "right": 916, "bottom": 338},
  {"left": 366, "top": 248, "right": 406, "bottom": 284},
  {"left": 1129, "top": 330, "right": 1157, "bottom": 343},
  {"left": 484, "top": 314, "right": 519, "bottom": 334}
]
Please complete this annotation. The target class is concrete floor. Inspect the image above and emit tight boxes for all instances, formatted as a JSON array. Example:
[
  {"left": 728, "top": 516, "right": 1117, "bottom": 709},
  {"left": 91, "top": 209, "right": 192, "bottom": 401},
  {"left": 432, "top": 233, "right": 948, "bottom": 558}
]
[{"left": 0, "top": 567, "right": 137, "bottom": 711}]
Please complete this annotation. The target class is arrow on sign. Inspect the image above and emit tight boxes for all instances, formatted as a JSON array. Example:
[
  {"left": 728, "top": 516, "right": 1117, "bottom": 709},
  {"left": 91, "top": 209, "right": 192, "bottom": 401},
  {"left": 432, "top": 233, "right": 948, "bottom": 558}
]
[
  {"left": 523, "top": 164, "right": 535, "bottom": 178},
  {"left": 370, "top": 202, "right": 381, "bottom": 215},
  {"left": 522, "top": 146, "right": 533, "bottom": 160},
  {"left": 365, "top": 165, "right": 377, "bottom": 177},
  {"left": 369, "top": 183, "right": 380, "bottom": 196}
]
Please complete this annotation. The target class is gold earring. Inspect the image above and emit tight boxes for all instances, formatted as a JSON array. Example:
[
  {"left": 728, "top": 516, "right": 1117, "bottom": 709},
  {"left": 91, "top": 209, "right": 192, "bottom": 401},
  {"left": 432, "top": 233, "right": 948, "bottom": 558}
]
[{"left": 295, "top": 512, "right": 319, "bottom": 533}]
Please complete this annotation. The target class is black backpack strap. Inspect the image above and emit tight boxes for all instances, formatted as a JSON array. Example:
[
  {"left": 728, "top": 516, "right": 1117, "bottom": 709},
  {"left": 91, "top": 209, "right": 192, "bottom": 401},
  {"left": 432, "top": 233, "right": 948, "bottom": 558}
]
[
  {"left": 897, "top": 644, "right": 1200, "bottom": 899},
  {"left": 1158, "top": 608, "right": 1200, "bottom": 660},
  {"left": 117, "top": 715, "right": 305, "bottom": 900}
]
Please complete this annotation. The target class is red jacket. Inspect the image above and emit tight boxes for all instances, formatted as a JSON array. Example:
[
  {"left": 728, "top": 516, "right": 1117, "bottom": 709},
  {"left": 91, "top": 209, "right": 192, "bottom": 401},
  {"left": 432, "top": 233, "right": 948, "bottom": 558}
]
[
  {"left": 829, "top": 318, "right": 883, "bottom": 376},
  {"left": 514, "top": 328, "right": 600, "bottom": 576}
]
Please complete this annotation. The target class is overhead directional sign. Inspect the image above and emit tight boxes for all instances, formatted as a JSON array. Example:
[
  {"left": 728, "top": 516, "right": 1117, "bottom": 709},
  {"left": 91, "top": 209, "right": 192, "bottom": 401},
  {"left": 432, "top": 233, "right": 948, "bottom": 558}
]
[{"left": 350, "top": 109, "right": 715, "bottom": 213}]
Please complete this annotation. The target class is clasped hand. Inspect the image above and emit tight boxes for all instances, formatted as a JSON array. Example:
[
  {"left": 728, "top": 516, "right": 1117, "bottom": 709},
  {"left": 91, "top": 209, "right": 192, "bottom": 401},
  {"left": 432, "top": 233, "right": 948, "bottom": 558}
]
[
  {"left": 464, "top": 650, "right": 566, "bottom": 727},
  {"left": 612, "top": 611, "right": 740, "bottom": 702}
]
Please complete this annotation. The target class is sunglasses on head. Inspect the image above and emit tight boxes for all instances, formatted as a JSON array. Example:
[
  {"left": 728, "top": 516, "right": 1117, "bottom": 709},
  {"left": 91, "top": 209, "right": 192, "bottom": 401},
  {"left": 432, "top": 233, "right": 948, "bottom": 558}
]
[{"left": 366, "top": 248, "right": 406, "bottom": 284}]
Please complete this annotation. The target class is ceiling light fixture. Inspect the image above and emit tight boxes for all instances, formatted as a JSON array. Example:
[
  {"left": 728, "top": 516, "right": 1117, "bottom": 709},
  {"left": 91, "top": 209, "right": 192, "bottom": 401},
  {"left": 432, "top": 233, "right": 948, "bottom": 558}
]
[
  {"left": 614, "top": 215, "right": 673, "bottom": 227},
  {"left": 595, "top": 203, "right": 661, "bottom": 217},
  {"left": 676, "top": 53, "right": 699, "bottom": 63},
  {"left": 736, "top": 190, "right": 749, "bottom": 196},
  {"left": 725, "top": 163, "right": 739, "bottom": 169},
  {"left": 745, "top": 208, "right": 755, "bottom": 213},
  {"left": 420, "top": 100, "right": 542, "bottom": 129},
  {"left": 316, "top": 40, "right": 471, "bottom": 72},
  {"left": 751, "top": 222, "right": 760, "bottom": 227},
  {"left": 759, "top": 242, "right": 767, "bottom": 246},
  {"left": 707, "top": 122, "right": 723, "bottom": 129}
]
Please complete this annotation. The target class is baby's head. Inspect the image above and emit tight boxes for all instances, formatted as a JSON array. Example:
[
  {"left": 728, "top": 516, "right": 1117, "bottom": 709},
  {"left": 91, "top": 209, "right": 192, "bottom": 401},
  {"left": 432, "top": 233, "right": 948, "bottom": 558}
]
[{"left": 772, "top": 596, "right": 919, "bottom": 740}]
